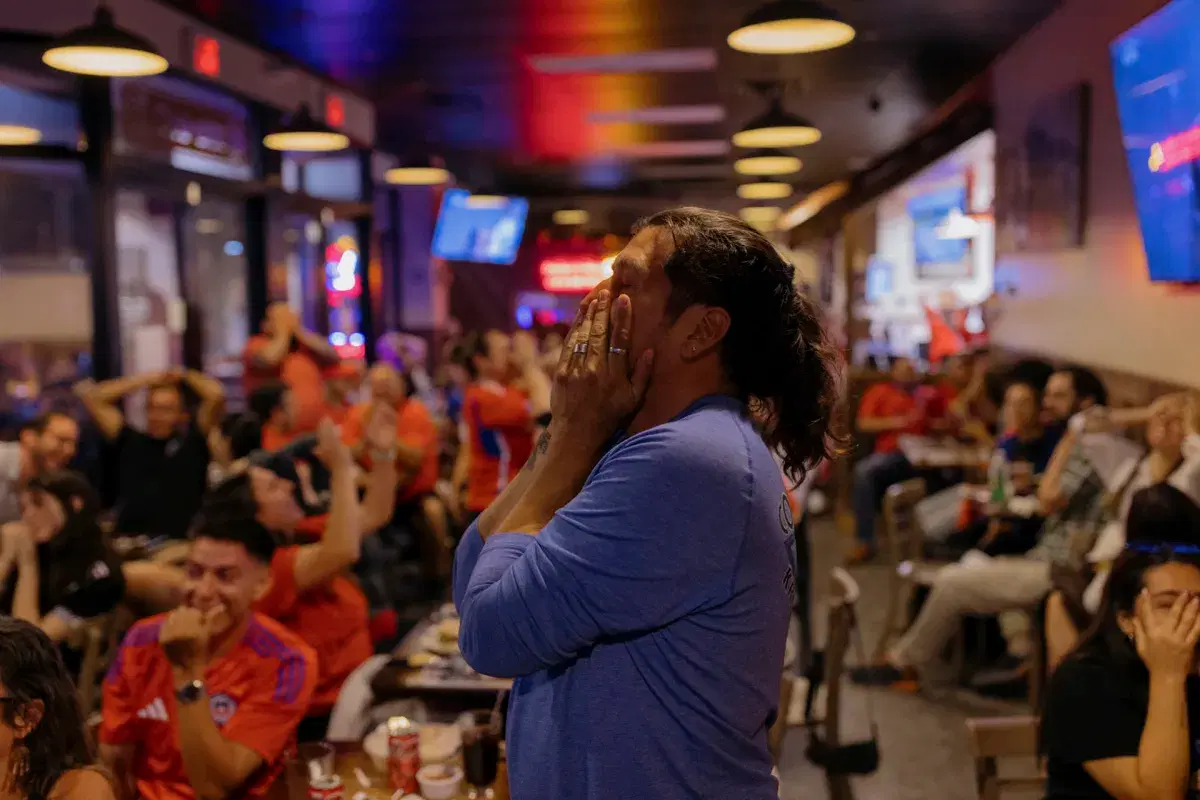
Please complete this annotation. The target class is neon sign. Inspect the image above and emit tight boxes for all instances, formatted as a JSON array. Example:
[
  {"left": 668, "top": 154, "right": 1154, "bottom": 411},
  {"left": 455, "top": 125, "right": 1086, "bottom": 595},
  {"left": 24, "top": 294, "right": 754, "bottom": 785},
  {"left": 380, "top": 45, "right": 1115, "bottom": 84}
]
[
  {"left": 192, "top": 34, "right": 220, "bottom": 78},
  {"left": 539, "top": 255, "right": 615, "bottom": 293},
  {"left": 325, "top": 235, "right": 364, "bottom": 359},
  {"left": 1148, "top": 126, "right": 1200, "bottom": 173}
]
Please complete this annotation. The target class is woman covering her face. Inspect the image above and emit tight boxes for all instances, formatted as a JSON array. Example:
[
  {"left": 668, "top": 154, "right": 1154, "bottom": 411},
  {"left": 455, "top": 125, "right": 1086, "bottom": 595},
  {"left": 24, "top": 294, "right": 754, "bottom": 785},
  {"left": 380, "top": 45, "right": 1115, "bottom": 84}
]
[
  {"left": 1041, "top": 538, "right": 1200, "bottom": 799},
  {"left": 0, "top": 471, "right": 124, "bottom": 647},
  {"left": 0, "top": 617, "right": 114, "bottom": 799}
]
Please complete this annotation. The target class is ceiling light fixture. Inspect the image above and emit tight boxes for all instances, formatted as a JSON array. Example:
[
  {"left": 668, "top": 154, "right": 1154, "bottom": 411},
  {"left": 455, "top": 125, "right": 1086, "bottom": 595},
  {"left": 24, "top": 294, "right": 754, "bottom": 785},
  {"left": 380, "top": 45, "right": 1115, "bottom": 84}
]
[
  {"left": 263, "top": 104, "right": 350, "bottom": 153},
  {"left": 386, "top": 155, "right": 451, "bottom": 186},
  {"left": 733, "top": 101, "right": 821, "bottom": 148},
  {"left": 777, "top": 179, "right": 850, "bottom": 229},
  {"left": 739, "top": 206, "right": 783, "bottom": 224},
  {"left": 553, "top": 209, "right": 589, "bottom": 226},
  {"left": 42, "top": 6, "right": 168, "bottom": 77},
  {"left": 738, "top": 181, "right": 793, "bottom": 200},
  {"left": 728, "top": 0, "right": 857, "bottom": 55},
  {"left": 0, "top": 125, "right": 43, "bottom": 146},
  {"left": 734, "top": 150, "right": 802, "bottom": 176}
]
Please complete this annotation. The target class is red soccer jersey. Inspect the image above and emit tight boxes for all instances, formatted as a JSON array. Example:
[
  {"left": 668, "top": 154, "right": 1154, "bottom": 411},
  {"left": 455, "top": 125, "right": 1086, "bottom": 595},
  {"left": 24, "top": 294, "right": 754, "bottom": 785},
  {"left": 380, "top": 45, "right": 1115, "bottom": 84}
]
[
  {"left": 100, "top": 613, "right": 317, "bottom": 800},
  {"left": 857, "top": 382, "right": 920, "bottom": 454},
  {"left": 463, "top": 381, "right": 533, "bottom": 512},
  {"left": 255, "top": 546, "right": 373, "bottom": 714},
  {"left": 342, "top": 398, "right": 440, "bottom": 503}
]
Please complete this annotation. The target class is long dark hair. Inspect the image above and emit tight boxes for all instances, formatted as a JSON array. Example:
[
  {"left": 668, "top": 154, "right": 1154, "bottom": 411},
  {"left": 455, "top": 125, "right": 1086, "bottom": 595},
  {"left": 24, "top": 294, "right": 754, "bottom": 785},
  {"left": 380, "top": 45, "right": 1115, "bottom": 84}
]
[
  {"left": 632, "top": 207, "right": 845, "bottom": 481},
  {"left": 24, "top": 471, "right": 117, "bottom": 616},
  {"left": 0, "top": 617, "right": 95, "bottom": 799}
]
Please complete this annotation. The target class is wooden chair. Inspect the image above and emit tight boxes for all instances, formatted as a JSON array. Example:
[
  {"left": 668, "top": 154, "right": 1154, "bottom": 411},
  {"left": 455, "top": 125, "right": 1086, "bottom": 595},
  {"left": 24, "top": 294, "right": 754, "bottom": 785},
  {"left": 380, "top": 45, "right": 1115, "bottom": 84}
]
[
  {"left": 874, "top": 478, "right": 929, "bottom": 660},
  {"left": 965, "top": 715, "right": 1042, "bottom": 799},
  {"left": 804, "top": 567, "right": 866, "bottom": 800},
  {"left": 72, "top": 612, "right": 123, "bottom": 714}
]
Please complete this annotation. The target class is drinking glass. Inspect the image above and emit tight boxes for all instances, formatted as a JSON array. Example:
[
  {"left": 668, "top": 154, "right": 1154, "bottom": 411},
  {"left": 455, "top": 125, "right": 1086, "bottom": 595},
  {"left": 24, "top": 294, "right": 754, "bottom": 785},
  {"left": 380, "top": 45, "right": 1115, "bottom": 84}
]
[{"left": 458, "top": 710, "right": 500, "bottom": 799}]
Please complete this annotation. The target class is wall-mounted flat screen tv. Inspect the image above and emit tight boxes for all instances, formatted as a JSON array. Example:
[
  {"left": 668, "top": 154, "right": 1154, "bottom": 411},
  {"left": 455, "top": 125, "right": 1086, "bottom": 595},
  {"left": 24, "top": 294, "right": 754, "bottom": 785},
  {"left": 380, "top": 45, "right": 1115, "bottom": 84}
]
[
  {"left": 1111, "top": 0, "right": 1200, "bottom": 282},
  {"left": 431, "top": 189, "right": 528, "bottom": 265}
]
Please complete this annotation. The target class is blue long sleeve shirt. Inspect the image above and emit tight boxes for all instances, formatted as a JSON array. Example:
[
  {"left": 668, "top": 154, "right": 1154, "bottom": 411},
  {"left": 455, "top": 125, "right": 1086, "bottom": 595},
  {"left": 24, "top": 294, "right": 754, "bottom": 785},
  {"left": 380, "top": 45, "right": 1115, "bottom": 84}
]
[{"left": 453, "top": 395, "right": 795, "bottom": 800}]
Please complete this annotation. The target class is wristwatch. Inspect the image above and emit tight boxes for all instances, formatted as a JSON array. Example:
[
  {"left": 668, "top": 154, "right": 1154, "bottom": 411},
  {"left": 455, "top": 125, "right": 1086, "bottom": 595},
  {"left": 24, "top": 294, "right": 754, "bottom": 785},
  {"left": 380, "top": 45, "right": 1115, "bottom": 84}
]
[{"left": 175, "top": 679, "right": 205, "bottom": 706}]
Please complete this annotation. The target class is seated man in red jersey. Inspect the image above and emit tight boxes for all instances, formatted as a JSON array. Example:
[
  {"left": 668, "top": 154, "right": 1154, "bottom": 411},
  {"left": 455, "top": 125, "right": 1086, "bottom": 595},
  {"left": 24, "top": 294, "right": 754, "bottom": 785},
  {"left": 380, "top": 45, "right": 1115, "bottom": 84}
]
[
  {"left": 99, "top": 516, "right": 317, "bottom": 800},
  {"left": 215, "top": 415, "right": 399, "bottom": 742},
  {"left": 462, "top": 330, "right": 551, "bottom": 525}
]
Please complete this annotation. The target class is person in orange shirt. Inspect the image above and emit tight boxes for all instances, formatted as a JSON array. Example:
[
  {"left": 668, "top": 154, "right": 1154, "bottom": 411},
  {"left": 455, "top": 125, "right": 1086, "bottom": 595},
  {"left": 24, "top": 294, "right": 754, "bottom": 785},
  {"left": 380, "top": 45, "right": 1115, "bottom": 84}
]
[
  {"left": 461, "top": 330, "right": 551, "bottom": 523},
  {"left": 243, "top": 303, "right": 340, "bottom": 435},
  {"left": 321, "top": 361, "right": 363, "bottom": 427},
  {"left": 850, "top": 356, "right": 926, "bottom": 562},
  {"left": 99, "top": 516, "right": 317, "bottom": 800},
  {"left": 218, "top": 416, "right": 398, "bottom": 741},
  {"left": 344, "top": 363, "right": 444, "bottom": 601}
]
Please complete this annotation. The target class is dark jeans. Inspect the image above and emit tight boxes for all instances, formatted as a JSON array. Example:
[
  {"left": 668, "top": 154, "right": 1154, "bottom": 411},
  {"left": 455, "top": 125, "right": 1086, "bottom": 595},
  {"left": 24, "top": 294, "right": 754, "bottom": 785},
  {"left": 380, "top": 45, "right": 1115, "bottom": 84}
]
[{"left": 852, "top": 451, "right": 917, "bottom": 545}]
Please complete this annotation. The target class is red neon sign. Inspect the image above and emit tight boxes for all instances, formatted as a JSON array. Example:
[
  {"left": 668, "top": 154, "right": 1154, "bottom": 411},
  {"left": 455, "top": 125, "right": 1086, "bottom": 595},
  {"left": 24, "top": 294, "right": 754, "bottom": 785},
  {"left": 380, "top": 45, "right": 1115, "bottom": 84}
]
[
  {"left": 325, "top": 94, "right": 345, "bottom": 129},
  {"left": 539, "top": 256, "right": 615, "bottom": 293},
  {"left": 1149, "top": 125, "right": 1200, "bottom": 173},
  {"left": 193, "top": 34, "right": 220, "bottom": 77}
]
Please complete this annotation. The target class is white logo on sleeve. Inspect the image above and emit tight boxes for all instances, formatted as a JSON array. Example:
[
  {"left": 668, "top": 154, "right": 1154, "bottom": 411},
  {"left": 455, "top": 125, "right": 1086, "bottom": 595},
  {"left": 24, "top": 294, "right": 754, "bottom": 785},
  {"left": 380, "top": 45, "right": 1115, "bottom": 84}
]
[{"left": 136, "top": 698, "right": 169, "bottom": 722}]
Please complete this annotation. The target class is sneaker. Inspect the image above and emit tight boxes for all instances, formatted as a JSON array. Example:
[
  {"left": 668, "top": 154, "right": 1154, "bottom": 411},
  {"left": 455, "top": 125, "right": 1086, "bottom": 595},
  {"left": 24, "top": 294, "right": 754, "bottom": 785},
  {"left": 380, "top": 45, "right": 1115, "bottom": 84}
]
[{"left": 849, "top": 663, "right": 919, "bottom": 692}]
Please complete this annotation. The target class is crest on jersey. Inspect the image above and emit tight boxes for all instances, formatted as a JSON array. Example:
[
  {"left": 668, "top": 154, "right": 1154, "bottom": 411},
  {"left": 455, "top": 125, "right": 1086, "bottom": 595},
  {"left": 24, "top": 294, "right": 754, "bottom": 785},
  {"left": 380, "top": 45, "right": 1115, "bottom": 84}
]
[
  {"left": 778, "top": 493, "right": 794, "bottom": 533},
  {"left": 209, "top": 693, "right": 238, "bottom": 726}
]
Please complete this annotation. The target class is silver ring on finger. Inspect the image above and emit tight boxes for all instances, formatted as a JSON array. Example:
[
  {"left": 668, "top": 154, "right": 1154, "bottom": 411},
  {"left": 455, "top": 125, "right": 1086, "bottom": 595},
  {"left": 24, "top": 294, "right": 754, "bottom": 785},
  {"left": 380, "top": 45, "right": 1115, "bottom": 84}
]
[
  {"left": 573, "top": 342, "right": 589, "bottom": 355},
  {"left": 609, "top": 347, "right": 627, "bottom": 355}
]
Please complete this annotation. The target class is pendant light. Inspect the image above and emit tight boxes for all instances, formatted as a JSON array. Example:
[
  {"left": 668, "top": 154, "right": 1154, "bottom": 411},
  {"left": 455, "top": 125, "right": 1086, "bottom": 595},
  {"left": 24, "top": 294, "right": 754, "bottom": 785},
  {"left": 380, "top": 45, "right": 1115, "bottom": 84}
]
[
  {"left": 42, "top": 6, "right": 168, "bottom": 77},
  {"left": 552, "top": 209, "right": 589, "bottom": 226},
  {"left": 734, "top": 149, "right": 802, "bottom": 176},
  {"left": 263, "top": 104, "right": 350, "bottom": 153},
  {"left": 728, "top": 0, "right": 856, "bottom": 55},
  {"left": 0, "top": 126, "right": 43, "bottom": 146},
  {"left": 737, "top": 181, "right": 793, "bottom": 200},
  {"left": 739, "top": 206, "right": 782, "bottom": 224},
  {"left": 734, "top": 101, "right": 821, "bottom": 148},
  {"left": 386, "top": 155, "right": 451, "bottom": 186}
]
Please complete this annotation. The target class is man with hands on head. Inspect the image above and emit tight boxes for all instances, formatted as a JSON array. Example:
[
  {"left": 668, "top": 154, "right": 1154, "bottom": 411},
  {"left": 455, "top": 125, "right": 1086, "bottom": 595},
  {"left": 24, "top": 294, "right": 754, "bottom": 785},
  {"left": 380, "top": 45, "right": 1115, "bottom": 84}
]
[
  {"left": 454, "top": 208, "right": 842, "bottom": 800},
  {"left": 99, "top": 512, "right": 317, "bottom": 800},
  {"left": 75, "top": 367, "right": 224, "bottom": 541},
  {"left": 243, "top": 302, "right": 341, "bottom": 435}
]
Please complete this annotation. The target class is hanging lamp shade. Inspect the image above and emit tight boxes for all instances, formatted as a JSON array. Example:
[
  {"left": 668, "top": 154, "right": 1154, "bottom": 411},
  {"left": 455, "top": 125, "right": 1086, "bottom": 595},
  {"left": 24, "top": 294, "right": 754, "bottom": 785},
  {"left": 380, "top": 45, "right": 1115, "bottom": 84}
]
[
  {"left": 0, "top": 125, "right": 43, "bottom": 146},
  {"left": 734, "top": 149, "right": 802, "bottom": 176},
  {"left": 385, "top": 155, "right": 451, "bottom": 185},
  {"left": 739, "top": 206, "right": 783, "bottom": 224},
  {"left": 728, "top": 0, "right": 856, "bottom": 55},
  {"left": 263, "top": 104, "right": 350, "bottom": 152},
  {"left": 737, "top": 180, "right": 793, "bottom": 200},
  {"left": 733, "top": 102, "right": 821, "bottom": 148},
  {"left": 42, "top": 7, "right": 168, "bottom": 77}
]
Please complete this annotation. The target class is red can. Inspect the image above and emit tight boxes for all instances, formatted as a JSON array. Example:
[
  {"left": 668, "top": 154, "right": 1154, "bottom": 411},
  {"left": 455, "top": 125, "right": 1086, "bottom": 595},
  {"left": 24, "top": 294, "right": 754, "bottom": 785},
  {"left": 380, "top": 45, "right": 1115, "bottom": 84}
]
[
  {"left": 307, "top": 775, "right": 345, "bottom": 800},
  {"left": 387, "top": 716, "right": 422, "bottom": 793}
]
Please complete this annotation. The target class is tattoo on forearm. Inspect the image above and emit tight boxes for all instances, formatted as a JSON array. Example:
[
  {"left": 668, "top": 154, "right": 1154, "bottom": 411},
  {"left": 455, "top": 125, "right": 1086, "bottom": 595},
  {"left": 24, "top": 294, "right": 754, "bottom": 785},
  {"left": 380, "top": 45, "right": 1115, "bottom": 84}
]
[{"left": 525, "top": 431, "right": 551, "bottom": 470}]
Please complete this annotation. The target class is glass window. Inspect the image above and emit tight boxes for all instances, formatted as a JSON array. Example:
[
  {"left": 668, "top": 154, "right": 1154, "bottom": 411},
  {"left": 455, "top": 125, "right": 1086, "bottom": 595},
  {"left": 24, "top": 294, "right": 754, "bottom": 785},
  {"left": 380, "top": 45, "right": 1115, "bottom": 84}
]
[
  {"left": 183, "top": 198, "right": 248, "bottom": 379},
  {"left": 0, "top": 159, "right": 90, "bottom": 437},
  {"left": 0, "top": 82, "right": 80, "bottom": 149}
]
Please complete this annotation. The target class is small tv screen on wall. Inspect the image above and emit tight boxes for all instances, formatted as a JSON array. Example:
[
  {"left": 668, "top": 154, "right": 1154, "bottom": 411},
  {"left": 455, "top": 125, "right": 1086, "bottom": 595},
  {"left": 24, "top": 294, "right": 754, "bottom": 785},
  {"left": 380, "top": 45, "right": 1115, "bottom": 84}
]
[{"left": 1111, "top": 0, "right": 1200, "bottom": 282}]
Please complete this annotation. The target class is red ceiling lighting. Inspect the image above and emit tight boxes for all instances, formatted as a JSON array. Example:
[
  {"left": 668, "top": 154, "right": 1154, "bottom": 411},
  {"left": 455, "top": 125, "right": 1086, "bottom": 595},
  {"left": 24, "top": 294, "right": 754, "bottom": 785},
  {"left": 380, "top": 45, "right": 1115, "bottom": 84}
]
[
  {"left": 192, "top": 33, "right": 220, "bottom": 77},
  {"left": 325, "top": 94, "right": 346, "bottom": 129}
]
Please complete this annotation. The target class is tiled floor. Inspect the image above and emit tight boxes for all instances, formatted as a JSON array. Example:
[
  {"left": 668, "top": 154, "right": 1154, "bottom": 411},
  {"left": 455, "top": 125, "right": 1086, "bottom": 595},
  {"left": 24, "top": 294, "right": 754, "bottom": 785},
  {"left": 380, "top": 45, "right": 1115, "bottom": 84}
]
[{"left": 777, "top": 518, "right": 1042, "bottom": 800}]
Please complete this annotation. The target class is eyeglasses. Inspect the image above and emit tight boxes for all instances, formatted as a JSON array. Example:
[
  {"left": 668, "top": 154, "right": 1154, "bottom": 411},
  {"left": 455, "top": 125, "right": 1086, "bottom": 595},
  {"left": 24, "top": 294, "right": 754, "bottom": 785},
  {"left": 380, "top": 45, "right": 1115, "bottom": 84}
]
[{"left": 1125, "top": 540, "right": 1200, "bottom": 556}]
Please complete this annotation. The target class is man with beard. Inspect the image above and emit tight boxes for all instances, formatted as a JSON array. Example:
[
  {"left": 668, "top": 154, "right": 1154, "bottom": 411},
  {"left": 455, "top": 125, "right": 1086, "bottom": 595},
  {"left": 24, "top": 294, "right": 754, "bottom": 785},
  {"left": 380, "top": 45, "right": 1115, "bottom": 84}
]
[{"left": 0, "top": 412, "right": 79, "bottom": 523}]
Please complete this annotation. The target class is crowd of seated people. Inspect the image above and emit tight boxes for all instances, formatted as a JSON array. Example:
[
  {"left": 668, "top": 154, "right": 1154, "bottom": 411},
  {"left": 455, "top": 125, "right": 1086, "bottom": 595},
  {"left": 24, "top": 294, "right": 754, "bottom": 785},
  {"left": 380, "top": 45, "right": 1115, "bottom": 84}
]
[
  {"left": 0, "top": 298, "right": 573, "bottom": 798},
  {"left": 847, "top": 352, "right": 1200, "bottom": 705}
]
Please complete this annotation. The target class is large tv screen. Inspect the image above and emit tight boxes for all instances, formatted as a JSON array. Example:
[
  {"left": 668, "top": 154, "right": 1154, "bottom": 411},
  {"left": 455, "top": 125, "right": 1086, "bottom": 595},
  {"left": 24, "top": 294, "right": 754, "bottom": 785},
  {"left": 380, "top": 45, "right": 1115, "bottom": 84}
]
[
  {"left": 908, "top": 186, "right": 969, "bottom": 276},
  {"left": 431, "top": 189, "right": 528, "bottom": 265},
  {"left": 1111, "top": 0, "right": 1200, "bottom": 282}
]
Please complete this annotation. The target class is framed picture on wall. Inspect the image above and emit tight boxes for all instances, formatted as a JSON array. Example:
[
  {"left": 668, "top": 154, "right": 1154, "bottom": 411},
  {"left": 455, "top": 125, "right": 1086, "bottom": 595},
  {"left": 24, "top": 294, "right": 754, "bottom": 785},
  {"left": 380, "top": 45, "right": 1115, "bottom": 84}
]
[{"left": 996, "top": 83, "right": 1091, "bottom": 253}]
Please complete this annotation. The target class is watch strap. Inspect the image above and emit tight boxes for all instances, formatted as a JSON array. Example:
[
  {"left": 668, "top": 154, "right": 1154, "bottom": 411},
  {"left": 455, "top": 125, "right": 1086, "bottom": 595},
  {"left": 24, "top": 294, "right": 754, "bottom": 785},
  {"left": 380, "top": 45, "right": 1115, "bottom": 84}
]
[{"left": 175, "top": 679, "right": 205, "bottom": 705}]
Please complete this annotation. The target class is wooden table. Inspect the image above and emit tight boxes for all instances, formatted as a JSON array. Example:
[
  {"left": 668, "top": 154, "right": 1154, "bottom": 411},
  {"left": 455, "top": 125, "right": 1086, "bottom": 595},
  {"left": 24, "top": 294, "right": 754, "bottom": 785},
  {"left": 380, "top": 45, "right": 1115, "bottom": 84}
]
[
  {"left": 372, "top": 618, "right": 512, "bottom": 705},
  {"left": 268, "top": 741, "right": 509, "bottom": 800},
  {"left": 899, "top": 435, "right": 990, "bottom": 470}
]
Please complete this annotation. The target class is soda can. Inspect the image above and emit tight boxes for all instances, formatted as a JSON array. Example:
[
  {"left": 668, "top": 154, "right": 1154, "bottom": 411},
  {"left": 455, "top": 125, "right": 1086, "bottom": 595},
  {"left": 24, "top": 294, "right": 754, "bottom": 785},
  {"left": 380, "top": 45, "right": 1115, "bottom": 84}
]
[
  {"left": 386, "top": 716, "right": 422, "bottom": 793},
  {"left": 307, "top": 774, "right": 345, "bottom": 800}
]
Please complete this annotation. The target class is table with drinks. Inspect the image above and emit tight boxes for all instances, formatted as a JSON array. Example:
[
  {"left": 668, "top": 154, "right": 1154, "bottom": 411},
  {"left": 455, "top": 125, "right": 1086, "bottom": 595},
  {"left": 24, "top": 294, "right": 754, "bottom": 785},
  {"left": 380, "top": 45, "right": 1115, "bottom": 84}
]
[{"left": 273, "top": 711, "right": 508, "bottom": 800}]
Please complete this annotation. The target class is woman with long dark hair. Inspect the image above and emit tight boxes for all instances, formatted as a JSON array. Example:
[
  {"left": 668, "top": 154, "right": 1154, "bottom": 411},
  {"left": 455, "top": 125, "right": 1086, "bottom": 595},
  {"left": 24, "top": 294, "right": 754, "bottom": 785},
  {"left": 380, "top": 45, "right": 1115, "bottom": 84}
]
[
  {"left": 1041, "top": 541, "right": 1200, "bottom": 799},
  {"left": 0, "top": 617, "right": 114, "bottom": 799},
  {"left": 0, "top": 471, "right": 124, "bottom": 646}
]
